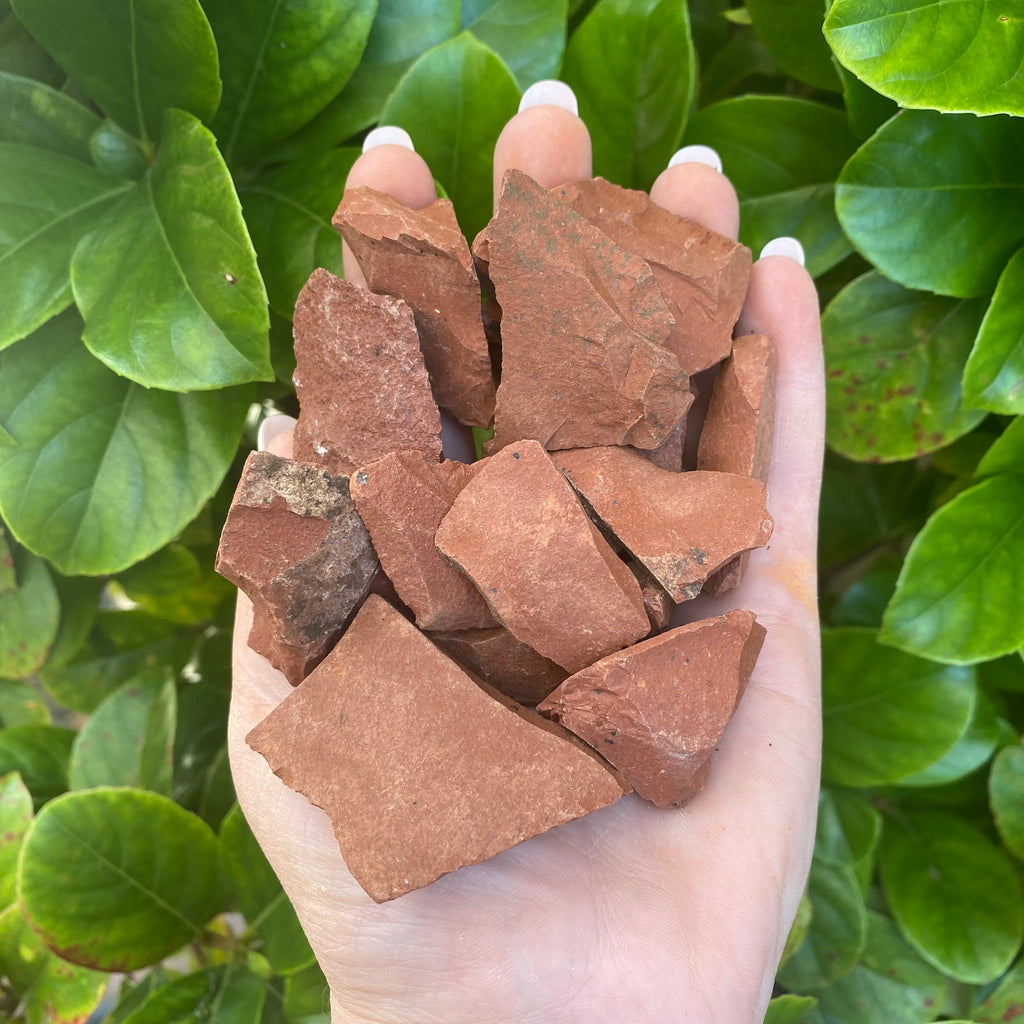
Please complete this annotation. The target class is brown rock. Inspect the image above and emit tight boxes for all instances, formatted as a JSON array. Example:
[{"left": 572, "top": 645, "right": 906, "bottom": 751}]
[
  {"left": 334, "top": 189, "right": 495, "bottom": 427},
  {"left": 428, "top": 627, "right": 567, "bottom": 706},
  {"left": 435, "top": 440, "right": 650, "bottom": 673},
  {"left": 633, "top": 418, "right": 685, "bottom": 472},
  {"left": 555, "top": 177, "right": 752, "bottom": 374},
  {"left": 538, "top": 610, "right": 766, "bottom": 807},
  {"left": 474, "top": 170, "right": 691, "bottom": 452},
  {"left": 246, "top": 596, "right": 629, "bottom": 902},
  {"left": 291, "top": 268, "right": 442, "bottom": 475},
  {"left": 349, "top": 451, "right": 496, "bottom": 631},
  {"left": 216, "top": 451, "right": 380, "bottom": 686},
  {"left": 636, "top": 568, "right": 673, "bottom": 633},
  {"left": 552, "top": 446, "right": 773, "bottom": 602}
]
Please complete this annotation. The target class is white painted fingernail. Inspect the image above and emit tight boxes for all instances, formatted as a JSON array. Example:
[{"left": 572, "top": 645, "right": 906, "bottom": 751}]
[
  {"left": 519, "top": 80, "right": 578, "bottom": 116},
  {"left": 363, "top": 126, "right": 415, "bottom": 153},
  {"left": 257, "top": 413, "right": 297, "bottom": 452},
  {"left": 759, "top": 236, "right": 805, "bottom": 266},
  {"left": 668, "top": 145, "right": 722, "bottom": 172}
]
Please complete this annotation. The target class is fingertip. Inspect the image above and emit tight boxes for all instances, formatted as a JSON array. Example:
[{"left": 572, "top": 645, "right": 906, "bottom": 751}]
[
  {"left": 344, "top": 144, "right": 437, "bottom": 211},
  {"left": 649, "top": 161, "right": 740, "bottom": 240},
  {"left": 737, "top": 255, "right": 820, "bottom": 344},
  {"left": 257, "top": 413, "right": 297, "bottom": 455}
]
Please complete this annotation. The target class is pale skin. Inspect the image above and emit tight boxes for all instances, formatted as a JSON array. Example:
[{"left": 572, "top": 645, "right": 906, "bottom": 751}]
[{"left": 229, "top": 104, "right": 826, "bottom": 1024}]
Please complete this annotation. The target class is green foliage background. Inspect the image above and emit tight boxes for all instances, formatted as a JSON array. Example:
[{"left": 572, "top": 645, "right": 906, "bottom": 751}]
[{"left": 0, "top": 0, "right": 1022, "bottom": 1020}]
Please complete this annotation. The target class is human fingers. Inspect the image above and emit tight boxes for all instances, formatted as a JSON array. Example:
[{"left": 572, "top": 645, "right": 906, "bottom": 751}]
[{"left": 649, "top": 144, "right": 740, "bottom": 240}]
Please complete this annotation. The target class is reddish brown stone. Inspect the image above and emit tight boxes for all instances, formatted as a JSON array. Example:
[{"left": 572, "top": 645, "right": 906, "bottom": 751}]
[
  {"left": 552, "top": 446, "right": 773, "bottom": 603},
  {"left": 636, "top": 569, "right": 673, "bottom": 633},
  {"left": 554, "top": 177, "right": 752, "bottom": 374},
  {"left": 538, "top": 610, "right": 766, "bottom": 807},
  {"left": 435, "top": 441, "right": 650, "bottom": 673},
  {"left": 216, "top": 451, "right": 379, "bottom": 685},
  {"left": 633, "top": 418, "right": 685, "bottom": 472},
  {"left": 291, "top": 268, "right": 442, "bottom": 475},
  {"left": 428, "top": 627, "right": 567, "bottom": 706},
  {"left": 474, "top": 170, "right": 691, "bottom": 453},
  {"left": 334, "top": 188, "right": 495, "bottom": 427},
  {"left": 349, "top": 451, "right": 496, "bottom": 631},
  {"left": 246, "top": 596, "right": 629, "bottom": 902}
]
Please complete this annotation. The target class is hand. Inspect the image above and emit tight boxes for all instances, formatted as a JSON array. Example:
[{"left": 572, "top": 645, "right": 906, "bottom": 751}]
[{"left": 228, "top": 87, "right": 825, "bottom": 1024}]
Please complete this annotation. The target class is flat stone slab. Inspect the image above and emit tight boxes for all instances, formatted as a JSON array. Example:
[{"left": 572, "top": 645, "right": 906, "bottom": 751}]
[
  {"left": 335, "top": 188, "right": 496, "bottom": 427},
  {"left": 552, "top": 446, "right": 773, "bottom": 602},
  {"left": 435, "top": 440, "right": 651, "bottom": 673},
  {"left": 292, "top": 268, "right": 442, "bottom": 476},
  {"left": 247, "top": 596, "right": 629, "bottom": 902},
  {"left": 538, "top": 610, "right": 766, "bottom": 807}
]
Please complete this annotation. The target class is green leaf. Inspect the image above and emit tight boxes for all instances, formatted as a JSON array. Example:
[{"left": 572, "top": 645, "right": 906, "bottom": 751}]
[
  {"left": 780, "top": 892, "right": 813, "bottom": 967},
  {"left": 880, "top": 475, "right": 1024, "bottom": 664},
  {"left": 835, "top": 60, "right": 899, "bottom": 141},
  {"left": 0, "top": 542, "right": 59, "bottom": 678},
  {"left": 879, "top": 809, "right": 1024, "bottom": 983},
  {"left": 0, "top": 142, "right": 130, "bottom": 349},
  {"left": 823, "top": 271, "right": 986, "bottom": 462},
  {"left": 0, "top": 526, "right": 12, "bottom": 593},
  {"left": 835, "top": 110, "right": 1024, "bottom": 298},
  {"left": 282, "top": 962, "right": 330, "bottom": 1024},
  {"left": 89, "top": 118, "right": 150, "bottom": 180},
  {"left": 683, "top": 97, "right": 856, "bottom": 277},
  {"left": 220, "top": 804, "right": 316, "bottom": 975},
  {"left": 0, "top": 680, "right": 50, "bottom": 726},
  {"left": 0, "top": 311, "right": 254, "bottom": 576},
  {"left": 204, "top": 0, "right": 374, "bottom": 166},
  {"left": 990, "top": 744, "right": 1024, "bottom": 860},
  {"left": 0, "top": 725, "right": 72, "bottom": 805},
  {"left": 43, "top": 572, "right": 101, "bottom": 671},
  {"left": 18, "top": 787, "right": 226, "bottom": 970},
  {"left": 764, "top": 994, "right": 820, "bottom": 1024},
  {"left": 0, "top": 70, "right": 99, "bottom": 159},
  {"left": 380, "top": 32, "right": 520, "bottom": 240},
  {"left": 0, "top": 771, "right": 31, "bottom": 907},
  {"left": 977, "top": 415, "right": 1024, "bottom": 480},
  {"left": 746, "top": 0, "right": 838, "bottom": 90},
  {"left": 118, "top": 965, "right": 266, "bottom": 1024},
  {"left": 562, "top": 0, "right": 694, "bottom": 190},
  {"left": 239, "top": 148, "right": 358, "bottom": 318},
  {"left": 72, "top": 109, "right": 272, "bottom": 392},
  {"left": 831, "top": 552, "right": 902, "bottom": 628},
  {"left": 816, "top": 787, "right": 882, "bottom": 893},
  {"left": 698, "top": 29, "right": 779, "bottom": 107},
  {"left": 461, "top": 0, "right": 568, "bottom": 89},
  {"left": 973, "top": 956, "right": 1024, "bottom": 1022},
  {"left": 824, "top": 0, "right": 1024, "bottom": 117},
  {"left": 822, "top": 627, "right": 977, "bottom": 786},
  {"left": 962, "top": 246, "right": 1024, "bottom": 414},
  {"left": 10, "top": 0, "right": 220, "bottom": 142},
  {"left": 0, "top": 5, "right": 61, "bottom": 84}
]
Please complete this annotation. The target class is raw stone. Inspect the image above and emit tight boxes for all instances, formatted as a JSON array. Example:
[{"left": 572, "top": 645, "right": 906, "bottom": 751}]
[
  {"left": 552, "top": 446, "right": 773, "bottom": 602},
  {"left": 335, "top": 188, "right": 496, "bottom": 427},
  {"left": 538, "top": 610, "right": 766, "bottom": 807},
  {"left": 291, "top": 268, "right": 442, "bottom": 476},
  {"left": 246, "top": 595, "right": 630, "bottom": 902},
  {"left": 474, "top": 170, "right": 690, "bottom": 453},
  {"left": 435, "top": 440, "right": 650, "bottom": 674},
  {"left": 215, "top": 451, "right": 379, "bottom": 686}
]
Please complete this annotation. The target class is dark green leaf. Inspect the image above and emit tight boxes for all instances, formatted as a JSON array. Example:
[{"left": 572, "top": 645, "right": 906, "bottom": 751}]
[
  {"left": 835, "top": 60, "right": 898, "bottom": 141},
  {"left": 0, "top": 680, "right": 50, "bottom": 726},
  {"left": 973, "top": 956, "right": 1024, "bottom": 1022},
  {"left": 563, "top": 0, "right": 694, "bottom": 189},
  {"left": 0, "top": 70, "right": 98, "bottom": 159},
  {"left": 698, "top": 29, "right": 779, "bottom": 106},
  {"left": 10, "top": 0, "right": 220, "bottom": 142},
  {"left": 0, "top": 725, "right": 71, "bottom": 805},
  {"left": 119, "top": 965, "right": 266, "bottom": 1024},
  {"left": 880, "top": 475, "right": 1024, "bottom": 663},
  {"left": 461, "top": 0, "right": 567, "bottom": 89},
  {"left": 43, "top": 572, "right": 101, "bottom": 671},
  {"left": 89, "top": 118, "right": 149, "bottom": 180},
  {"left": 73, "top": 109, "right": 272, "bottom": 391},
  {"left": 764, "top": 994, "right": 820, "bottom": 1024},
  {"left": 977, "top": 415, "right": 1024, "bottom": 480},
  {"left": 830, "top": 552, "right": 902, "bottom": 628},
  {"left": 118, "top": 544, "right": 201, "bottom": 599},
  {"left": 18, "top": 787, "right": 226, "bottom": 970},
  {"left": 0, "top": 6, "right": 61, "bottom": 84},
  {"left": 746, "top": 0, "right": 838, "bottom": 90},
  {"left": 0, "top": 771, "right": 31, "bottom": 907},
  {"left": 822, "top": 627, "right": 977, "bottom": 786},
  {"left": 835, "top": 111, "right": 1024, "bottom": 298},
  {"left": 0, "top": 542, "right": 59, "bottom": 677},
  {"left": 816, "top": 787, "right": 882, "bottom": 892},
  {"left": 780, "top": 893, "right": 813, "bottom": 967},
  {"left": 282, "top": 962, "right": 330, "bottom": 1024},
  {"left": 824, "top": 0, "right": 1024, "bottom": 116},
  {"left": 380, "top": 32, "right": 520, "bottom": 240},
  {"left": 0, "top": 311, "right": 254, "bottom": 575},
  {"left": 0, "top": 526, "right": 12, "bottom": 592},
  {"left": 990, "top": 743, "right": 1024, "bottom": 860},
  {"left": 0, "top": 142, "right": 130, "bottom": 349},
  {"left": 204, "top": 0, "right": 375, "bottom": 166},
  {"left": 978, "top": 651, "right": 1024, "bottom": 693},
  {"left": 880, "top": 809, "right": 1024, "bottom": 983},
  {"left": 197, "top": 744, "right": 235, "bottom": 830}
]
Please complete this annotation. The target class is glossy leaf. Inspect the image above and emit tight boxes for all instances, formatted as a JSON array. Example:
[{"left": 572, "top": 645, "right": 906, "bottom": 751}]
[
  {"left": 0, "top": 312, "right": 254, "bottom": 576},
  {"left": 0, "top": 70, "right": 98, "bottom": 159},
  {"left": 822, "top": 628, "right": 977, "bottom": 786},
  {"left": 879, "top": 809, "right": 1024, "bottom": 983},
  {"left": 823, "top": 271, "right": 986, "bottom": 461},
  {"left": 880, "top": 475, "right": 1024, "bottom": 663},
  {"left": 18, "top": 787, "right": 226, "bottom": 970},
  {"left": 0, "top": 680, "right": 50, "bottom": 726},
  {"left": 764, "top": 994, "right": 820, "bottom": 1024},
  {"left": 563, "top": 0, "right": 694, "bottom": 189},
  {"left": 990, "top": 744, "right": 1024, "bottom": 860},
  {"left": 461, "top": 0, "right": 567, "bottom": 89},
  {"left": 836, "top": 110, "right": 1024, "bottom": 298},
  {"left": 118, "top": 965, "right": 266, "bottom": 1024},
  {"left": 380, "top": 32, "right": 520, "bottom": 240},
  {"left": 962, "top": 246, "right": 1024, "bottom": 414},
  {"left": 10, "top": 0, "right": 220, "bottom": 142},
  {"left": 0, "top": 725, "right": 72, "bottom": 805},
  {"left": 825, "top": 0, "right": 1024, "bottom": 116},
  {"left": 0, "top": 771, "right": 31, "bottom": 907},
  {"left": 973, "top": 956, "right": 1024, "bottom": 1022},
  {"left": 73, "top": 109, "right": 272, "bottom": 391},
  {"left": 746, "top": 0, "right": 838, "bottom": 90},
  {"left": 977, "top": 415, "right": 1024, "bottom": 479},
  {"left": 0, "top": 542, "right": 59, "bottom": 678}
]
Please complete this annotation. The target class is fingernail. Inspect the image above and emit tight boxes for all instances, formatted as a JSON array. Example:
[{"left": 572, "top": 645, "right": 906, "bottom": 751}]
[
  {"left": 668, "top": 145, "right": 722, "bottom": 172},
  {"left": 759, "top": 236, "right": 805, "bottom": 266},
  {"left": 362, "top": 126, "right": 415, "bottom": 154},
  {"left": 257, "top": 413, "right": 297, "bottom": 452},
  {"left": 519, "top": 80, "right": 578, "bottom": 116}
]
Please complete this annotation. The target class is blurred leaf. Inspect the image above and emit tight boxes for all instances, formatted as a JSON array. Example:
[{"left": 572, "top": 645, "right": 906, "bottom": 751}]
[
  {"left": 44, "top": 573, "right": 102, "bottom": 671},
  {"left": 746, "top": 0, "right": 838, "bottom": 90},
  {"left": 118, "top": 544, "right": 201, "bottom": 599},
  {"left": 104, "top": 970, "right": 173, "bottom": 1024},
  {"left": 563, "top": 0, "right": 694, "bottom": 189},
  {"left": 10, "top": 0, "right": 220, "bottom": 142},
  {"left": 88, "top": 118, "right": 149, "bottom": 180},
  {"left": 990, "top": 743, "right": 1024, "bottom": 860},
  {"left": 0, "top": 5, "right": 61, "bottom": 84},
  {"left": 460, "top": 0, "right": 567, "bottom": 89},
  {"left": 0, "top": 70, "right": 98, "bottom": 159},
  {"left": 197, "top": 744, "right": 235, "bottom": 830},
  {"left": 0, "top": 771, "right": 31, "bottom": 907},
  {"left": 816, "top": 787, "right": 882, "bottom": 893},
  {"left": 282, "top": 962, "right": 330, "bottom": 1024},
  {"left": 830, "top": 552, "right": 902, "bottom": 628},
  {"left": 18, "top": 787, "right": 226, "bottom": 970},
  {"left": 780, "top": 893, "right": 813, "bottom": 967},
  {"left": 0, "top": 680, "right": 50, "bottom": 726},
  {"left": 835, "top": 60, "right": 898, "bottom": 141},
  {"left": 0, "top": 725, "right": 73, "bottom": 805},
  {"left": 973, "top": 956, "right": 1024, "bottom": 1022},
  {"left": 978, "top": 652, "right": 1024, "bottom": 693},
  {"left": 0, "top": 542, "right": 59, "bottom": 678},
  {"left": 0, "top": 527, "right": 12, "bottom": 593},
  {"left": 977, "top": 416, "right": 1024, "bottom": 480},
  {"left": 880, "top": 809, "right": 1024, "bottom": 983},
  {"left": 118, "top": 965, "right": 265, "bottom": 1024},
  {"left": 698, "top": 29, "right": 779, "bottom": 105},
  {"left": 836, "top": 111, "right": 1024, "bottom": 298},
  {"left": 764, "top": 994, "right": 820, "bottom": 1024}
]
